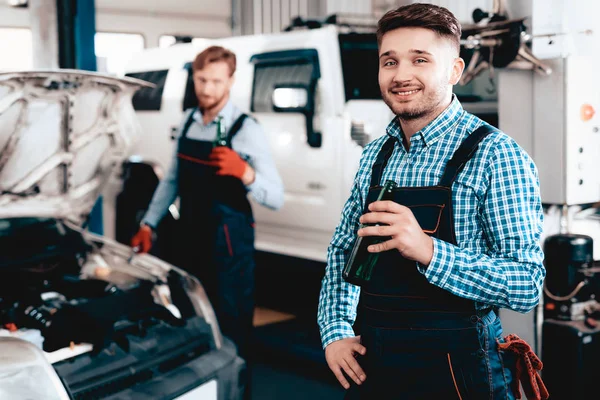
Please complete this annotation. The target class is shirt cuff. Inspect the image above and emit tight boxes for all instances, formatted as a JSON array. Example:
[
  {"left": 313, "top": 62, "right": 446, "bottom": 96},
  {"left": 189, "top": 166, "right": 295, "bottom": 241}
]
[
  {"left": 246, "top": 172, "right": 270, "bottom": 206},
  {"left": 417, "top": 237, "right": 456, "bottom": 289},
  {"left": 320, "top": 321, "right": 356, "bottom": 349},
  {"left": 141, "top": 218, "right": 158, "bottom": 230}
]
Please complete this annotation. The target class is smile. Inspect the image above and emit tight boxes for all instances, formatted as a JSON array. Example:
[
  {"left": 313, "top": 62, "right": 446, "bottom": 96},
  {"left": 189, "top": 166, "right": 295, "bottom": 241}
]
[{"left": 393, "top": 89, "right": 420, "bottom": 96}]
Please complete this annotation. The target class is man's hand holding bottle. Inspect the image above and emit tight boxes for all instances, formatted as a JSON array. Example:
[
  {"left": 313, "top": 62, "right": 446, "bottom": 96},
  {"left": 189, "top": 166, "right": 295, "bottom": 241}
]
[{"left": 208, "top": 147, "right": 255, "bottom": 185}]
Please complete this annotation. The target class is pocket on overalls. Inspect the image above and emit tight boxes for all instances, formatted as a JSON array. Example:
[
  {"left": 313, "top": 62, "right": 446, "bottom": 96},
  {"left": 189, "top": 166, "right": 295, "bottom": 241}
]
[
  {"left": 488, "top": 318, "right": 517, "bottom": 399},
  {"left": 494, "top": 335, "right": 517, "bottom": 399},
  {"left": 366, "top": 328, "right": 480, "bottom": 398},
  {"left": 408, "top": 204, "right": 445, "bottom": 236},
  {"left": 213, "top": 204, "right": 255, "bottom": 259},
  {"left": 468, "top": 315, "right": 517, "bottom": 400},
  {"left": 449, "top": 349, "right": 492, "bottom": 399},
  {"left": 445, "top": 353, "right": 467, "bottom": 399}
]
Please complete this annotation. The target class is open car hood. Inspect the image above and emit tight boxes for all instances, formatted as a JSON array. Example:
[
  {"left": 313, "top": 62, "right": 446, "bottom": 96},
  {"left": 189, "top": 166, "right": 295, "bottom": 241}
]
[{"left": 0, "top": 70, "right": 152, "bottom": 225}]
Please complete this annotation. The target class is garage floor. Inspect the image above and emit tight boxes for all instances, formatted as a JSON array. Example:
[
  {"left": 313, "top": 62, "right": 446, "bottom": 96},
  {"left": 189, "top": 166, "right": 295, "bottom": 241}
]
[
  {"left": 251, "top": 359, "right": 345, "bottom": 399},
  {"left": 251, "top": 307, "right": 345, "bottom": 399}
]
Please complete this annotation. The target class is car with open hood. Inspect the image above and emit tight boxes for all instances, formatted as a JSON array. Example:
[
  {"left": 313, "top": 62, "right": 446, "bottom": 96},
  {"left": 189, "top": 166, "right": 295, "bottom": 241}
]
[{"left": 0, "top": 70, "right": 244, "bottom": 400}]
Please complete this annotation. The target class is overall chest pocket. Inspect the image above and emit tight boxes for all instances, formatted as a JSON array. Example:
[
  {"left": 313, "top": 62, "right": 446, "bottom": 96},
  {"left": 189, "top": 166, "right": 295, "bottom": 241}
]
[{"left": 409, "top": 204, "right": 446, "bottom": 236}]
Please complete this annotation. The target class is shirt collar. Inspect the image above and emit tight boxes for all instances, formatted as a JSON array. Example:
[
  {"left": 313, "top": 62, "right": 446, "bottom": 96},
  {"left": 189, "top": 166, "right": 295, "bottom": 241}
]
[
  {"left": 192, "top": 99, "right": 235, "bottom": 126},
  {"left": 385, "top": 94, "right": 464, "bottom": 148}
]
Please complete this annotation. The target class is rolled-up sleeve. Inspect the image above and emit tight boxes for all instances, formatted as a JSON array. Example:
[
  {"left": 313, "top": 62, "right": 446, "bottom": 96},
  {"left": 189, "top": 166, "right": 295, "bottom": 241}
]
[{"left": 142, "top": 139, "right": 180, "bottom": 229}]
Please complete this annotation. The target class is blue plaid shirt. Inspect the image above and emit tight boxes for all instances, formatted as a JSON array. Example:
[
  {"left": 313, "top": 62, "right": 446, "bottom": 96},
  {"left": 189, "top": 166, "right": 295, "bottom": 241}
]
[{"left": 317, "top": 97, "right": 546, "bottom": 349}]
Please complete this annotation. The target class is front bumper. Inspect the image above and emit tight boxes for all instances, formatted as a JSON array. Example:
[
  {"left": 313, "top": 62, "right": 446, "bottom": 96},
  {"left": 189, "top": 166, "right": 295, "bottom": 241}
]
[
  {"left": 53, "top": 317, "right": 245, "bottom": 400},
  {"left": 102, "top": 338, "right": 245, "bottom": 400}
]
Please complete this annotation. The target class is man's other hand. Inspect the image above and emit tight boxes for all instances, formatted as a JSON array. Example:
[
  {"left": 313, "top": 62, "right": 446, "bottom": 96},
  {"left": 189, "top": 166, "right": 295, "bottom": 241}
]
[
  {"left": 131, "top": 224, "right": 153, "bottom": 253},
  {"left": 325, "top": 336, "right": 367, "bottom": 389}
]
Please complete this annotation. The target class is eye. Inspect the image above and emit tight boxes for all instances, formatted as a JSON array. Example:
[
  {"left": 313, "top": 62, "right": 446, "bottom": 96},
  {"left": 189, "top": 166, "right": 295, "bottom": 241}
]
[
  {"left": 415, "top": 58, "right": 428, "bottom": 64},
  {"left": 383, "top": 60, "right": 397, "bottom": 67}
]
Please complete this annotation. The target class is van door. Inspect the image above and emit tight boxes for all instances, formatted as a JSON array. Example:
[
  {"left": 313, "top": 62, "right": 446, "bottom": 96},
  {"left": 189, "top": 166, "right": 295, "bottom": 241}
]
[{"left": 247, "top": 46, "right": 344, "bottom": 261}]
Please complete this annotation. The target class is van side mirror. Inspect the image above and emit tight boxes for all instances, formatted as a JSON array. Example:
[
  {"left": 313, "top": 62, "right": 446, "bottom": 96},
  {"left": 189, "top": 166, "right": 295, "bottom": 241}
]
[{"left": 272, "top": 84, "right": 321, "bottom": 148}]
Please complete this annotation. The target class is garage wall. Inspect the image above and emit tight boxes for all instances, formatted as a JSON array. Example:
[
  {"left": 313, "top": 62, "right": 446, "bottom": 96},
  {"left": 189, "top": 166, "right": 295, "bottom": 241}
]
[
  {"left": 0, "top": 4, "right": 29, "bottom": 27},
  {"left": 372, "top": 0, "right": 493, "bottom": 22},
  {"left": 0, "top": 0, "right": 504, "bottom": 48},
  {"left": 238, "top": 0, "right": 374, "bottom": 35},
  {"left": 0, "top": 0, "right": 378, "bottom": 44},
  {"left": 0, "top": 0, "right": 232, "bottom": 48},
  {"left": 238, "top": 0, "right": 317, "bottom": 35}
]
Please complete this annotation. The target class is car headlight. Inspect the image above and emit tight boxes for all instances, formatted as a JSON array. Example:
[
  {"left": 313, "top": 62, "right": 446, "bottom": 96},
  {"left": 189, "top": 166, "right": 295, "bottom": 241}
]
[{"left": 0, "top": 337, "right": 71, "bottom": 400}]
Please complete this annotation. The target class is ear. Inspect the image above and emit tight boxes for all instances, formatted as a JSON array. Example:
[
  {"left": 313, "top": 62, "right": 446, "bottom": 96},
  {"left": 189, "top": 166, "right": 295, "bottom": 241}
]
[
  {"left": 227, "top": 74, "right": 236, "bottom": 90},
  {"left": 449, "top": 57, "right": 465, "bottom": 85}
]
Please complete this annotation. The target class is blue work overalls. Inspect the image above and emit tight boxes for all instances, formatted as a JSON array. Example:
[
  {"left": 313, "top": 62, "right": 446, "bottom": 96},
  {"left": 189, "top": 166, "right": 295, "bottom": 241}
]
[
  {"left": 176, "top": 109, "right": 255, "bottom": 366},
  {"left": 346, "top": 125, "right": 517, "bottom": 399}
]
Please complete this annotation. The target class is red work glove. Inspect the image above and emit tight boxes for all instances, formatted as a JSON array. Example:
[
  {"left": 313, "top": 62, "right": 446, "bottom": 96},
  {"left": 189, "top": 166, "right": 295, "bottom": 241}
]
[
  {"left": 497, "top": 334, "right": 549, "bottom": 400},
  {"left": 131, "top": 225, "right": 153, "bottom": 254},
  {"left": 208, "top": 147, "right": 248, "bottom": 180}
]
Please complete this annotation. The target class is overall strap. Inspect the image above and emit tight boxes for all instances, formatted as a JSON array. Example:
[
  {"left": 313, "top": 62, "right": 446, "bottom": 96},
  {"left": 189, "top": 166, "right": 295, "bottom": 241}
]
[
  {"left": 181, "top": 110, "right": 247, "bottom": 143},
  {"left": 438, "top": 124, "right": 497, "bottom": 188},
  {"left": 180, "top": 108, "right": 197, "bottom": 139},
  {"left": 226, "top": 113, "right": 249, "bottom": 145},
  {"left": 369, "top": 136, "right": 397, "bottom": 188}
]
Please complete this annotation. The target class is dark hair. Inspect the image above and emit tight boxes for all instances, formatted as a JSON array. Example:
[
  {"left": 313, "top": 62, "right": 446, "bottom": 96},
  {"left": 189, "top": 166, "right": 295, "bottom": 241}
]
[
  {"left": 192, "top": 45, "right": 237, "bottom": 76},
  {"left": 377, "top": 3, "right": 461, "bottom": 54}
]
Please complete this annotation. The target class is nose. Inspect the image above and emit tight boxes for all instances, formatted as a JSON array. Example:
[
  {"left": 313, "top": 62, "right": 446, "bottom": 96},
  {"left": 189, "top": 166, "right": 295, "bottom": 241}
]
[
  {"left": 392, "top": 62, "right": 414, "bottom": 84},
  {"left": 194, "top": 81, "right": 212, "bottom": 94},
  {"left": 197, "top": 81, "right": 214, "bottom": 95}
]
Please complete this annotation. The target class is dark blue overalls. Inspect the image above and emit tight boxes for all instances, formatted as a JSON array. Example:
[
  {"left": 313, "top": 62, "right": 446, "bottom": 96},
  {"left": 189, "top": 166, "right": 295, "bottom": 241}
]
[
  {"left": 346, "top": 125, "right": 516, "bottom": 399},
  {"left": 176, "top": 109, "right": 255, "bottom": 367}
]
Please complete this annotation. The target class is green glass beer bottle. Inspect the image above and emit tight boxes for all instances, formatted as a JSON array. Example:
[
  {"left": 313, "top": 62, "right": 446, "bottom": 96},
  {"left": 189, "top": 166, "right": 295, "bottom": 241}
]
[
  {"left": 342, "top": 180, "right": 398, "bottom": 286},
  {"left": 214, "top": 116, "right": 228, "bottom": 147}
]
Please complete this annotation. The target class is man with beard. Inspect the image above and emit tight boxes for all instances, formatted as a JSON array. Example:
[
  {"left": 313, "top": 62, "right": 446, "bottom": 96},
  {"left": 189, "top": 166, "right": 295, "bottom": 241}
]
[
  {"left": 318, "top": 3, "right": 546, "bottom": 399},
  {"left": 131, "top": 46, "right": 283, "bottom": 399}
]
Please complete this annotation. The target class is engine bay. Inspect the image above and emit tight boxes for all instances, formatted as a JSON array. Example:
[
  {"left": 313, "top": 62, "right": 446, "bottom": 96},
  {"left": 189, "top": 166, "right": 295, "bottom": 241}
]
[
  {"left": 0, "top": 218, "right": 222, "bottom": 398},
  {"left": 0, "top": 71, "right": 239, "bottom": 400},
  {"left": 0, "top": 218, "right": 209, "bottom": 359}
]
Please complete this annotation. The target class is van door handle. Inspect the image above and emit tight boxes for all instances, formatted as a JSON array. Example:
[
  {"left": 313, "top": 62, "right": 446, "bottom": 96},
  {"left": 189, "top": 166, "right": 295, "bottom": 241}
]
[{"left": 308, "top": 182, "right": 326, "bottom": 190}]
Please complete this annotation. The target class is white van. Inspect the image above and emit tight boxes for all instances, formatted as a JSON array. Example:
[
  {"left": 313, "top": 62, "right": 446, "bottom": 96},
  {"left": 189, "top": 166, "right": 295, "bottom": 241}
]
[{"left": 118, "top": 23, "right": 392, "bottom": 261}]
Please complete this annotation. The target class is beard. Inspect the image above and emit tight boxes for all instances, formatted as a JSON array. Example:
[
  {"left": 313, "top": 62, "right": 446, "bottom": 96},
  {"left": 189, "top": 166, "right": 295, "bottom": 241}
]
[
  {"left": 198, "top": 92, "right": 227, "bottom": 111},
  {"left": 381, "top": 81, "right": 447, "bottom": 121},
  {"left": 392, "top": 105, "right": 429, "bottom": 121}
]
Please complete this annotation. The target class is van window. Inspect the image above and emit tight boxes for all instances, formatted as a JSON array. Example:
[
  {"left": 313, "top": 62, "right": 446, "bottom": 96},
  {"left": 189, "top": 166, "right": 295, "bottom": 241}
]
[
  {"left": 249, "top": 49, "right": 320, "bottom": 113},
  {"left": 338, "top": 33, "right": 380, "bottom": 100},
  {"left": 124, "top": 69, "right": 169, "bottom": 111},
  {"left": 182, "top": 62, "right": 198, "bottom": 111}
]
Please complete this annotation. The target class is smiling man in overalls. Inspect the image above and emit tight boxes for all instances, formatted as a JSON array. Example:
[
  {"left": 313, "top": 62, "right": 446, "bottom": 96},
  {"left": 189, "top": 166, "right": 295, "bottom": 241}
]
[
  {"left": 318, "top": 4, "right": 546, "bottom": 399},
  {"left": 131, "top": 46, "right": 284, "bottom": 399}
]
